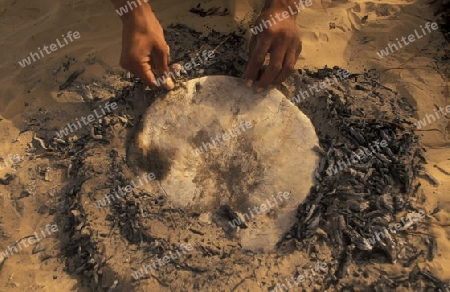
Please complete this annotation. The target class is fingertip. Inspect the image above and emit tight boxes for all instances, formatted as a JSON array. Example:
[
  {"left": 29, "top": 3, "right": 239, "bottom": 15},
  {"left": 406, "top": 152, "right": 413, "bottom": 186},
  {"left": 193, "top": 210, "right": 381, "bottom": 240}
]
[
  {"left": 245, "top": 80, "right": 253, "bottom": 88},
  {"left": 163, "top": 77, "right": 175, "bottom": 90},
  {"left": 254, "top": 86, "right": 265, "bottom": 93},
  {"left": 137, "top": 69, "right": 157, "bottom": 88},
  {"left": 172, "top": 63, "right": 182, "bottom": 76}
]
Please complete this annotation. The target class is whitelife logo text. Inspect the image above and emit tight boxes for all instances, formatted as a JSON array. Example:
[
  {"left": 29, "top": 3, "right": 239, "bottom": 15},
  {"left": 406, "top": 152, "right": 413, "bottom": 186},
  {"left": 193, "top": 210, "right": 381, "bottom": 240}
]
[
  {"left": 18, "top": 31, "right": 81, "bottom": 68},
  {"left": 0, "top": 224, "right": 58, "bottom": 261},
  {"left": 376, "top": 22, "right": 439, "bottom": 58},
  {"left": 131, "top": 243, "right": 193, "bottom": 280},
  {"left": 55, "top": 101, "right": 118, "bottom": 139},
  {"left": 155, "top": 50, "right": 215, "bottom": 87},
  {"left": 191, "top": 121, "right": 253, "bottom": 157},
  {"left": 93, "top": 172, "right": 156, "bottom": 209},
  {"left": 115, "top": 0, "right": 148, "bottom": 16},
  {"left": 415, "top": 104, "right": 450, "bottom": 129},
  {"left": 228, "top": 192, "right": 291, "bottom": 229},
  {"left": 251, "top": 0, "right": 312, "bottom": 35},
  {"left": 290, "top": 69, "right": 351, "bottom": 104}
]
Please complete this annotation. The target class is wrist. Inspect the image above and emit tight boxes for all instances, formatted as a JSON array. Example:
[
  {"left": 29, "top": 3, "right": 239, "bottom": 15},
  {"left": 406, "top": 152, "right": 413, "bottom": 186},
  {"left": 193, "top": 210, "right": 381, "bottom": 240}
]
[
  {"left": 111, "top": 0, "right": 154, "bottom": 23},
  {"left": 263, "top": 0, "right": 298, "bottom": 10},
  {"left": 262, "top": 0, "right": 300, "bottom": 19}
]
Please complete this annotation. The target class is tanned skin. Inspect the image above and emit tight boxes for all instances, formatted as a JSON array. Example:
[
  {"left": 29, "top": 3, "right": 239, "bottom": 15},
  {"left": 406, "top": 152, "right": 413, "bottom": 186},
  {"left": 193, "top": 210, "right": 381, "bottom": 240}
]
[{"left": 110, "top": 0, "right": 301, "bottom": 92}]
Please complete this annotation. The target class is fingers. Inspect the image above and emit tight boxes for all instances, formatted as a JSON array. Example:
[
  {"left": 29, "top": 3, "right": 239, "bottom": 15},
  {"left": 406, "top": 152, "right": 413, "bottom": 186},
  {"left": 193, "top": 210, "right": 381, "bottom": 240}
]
[
  {"left": 121, "top": 47, "right": 175, "bottom": 90},
  {"left": 254, "top": 41, "right": 287, "bottom": 92},
  {"left": 151, "top": 45, "right": 174, "bottom": 90},
  {"left": 244, "top": 34, "right": 301, "bottom": 92},
  {"left": 243, "top": 36, "right": 257, "bottom": 87},
  {"left": 122, "top": 58, "right": 158, "bottom": 87},
  {"left": 243, "top": 36, "right": 271, "bottom": 88},
  {"left": 139, "top": 66, "right": 161, "bottom": 87},
  {"left": 272, "top": 40, "right": 301, "bottom": 85}
]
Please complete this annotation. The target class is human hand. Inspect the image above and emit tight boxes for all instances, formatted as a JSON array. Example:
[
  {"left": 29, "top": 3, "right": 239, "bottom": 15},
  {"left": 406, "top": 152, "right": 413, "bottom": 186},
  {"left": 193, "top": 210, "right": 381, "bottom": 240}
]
[
  {"left": 244, "top": 4, "right": 302, "bottom": 93},
  {"left": 116, "top": 2, "right": 174, "bottom": 89}
]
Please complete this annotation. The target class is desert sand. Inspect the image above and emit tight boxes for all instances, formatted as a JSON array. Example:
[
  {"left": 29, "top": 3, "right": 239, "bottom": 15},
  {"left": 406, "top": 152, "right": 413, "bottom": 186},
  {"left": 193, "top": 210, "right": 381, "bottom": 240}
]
[{"left": 0, "top": 0, "right": 448, "bottom": 291}]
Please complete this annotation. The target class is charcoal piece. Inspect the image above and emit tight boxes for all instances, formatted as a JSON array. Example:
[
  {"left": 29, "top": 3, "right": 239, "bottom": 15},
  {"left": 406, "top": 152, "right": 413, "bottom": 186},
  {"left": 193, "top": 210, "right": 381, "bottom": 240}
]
[
  {"left": 384, "top": 147, "right": 397, "bottom": 161},
  {"left": 216, "top": 205, "right": 247, "bottom": 229},
  {"left": 343, "top": 226, "right": 372, "bottom": 251},
  {"left": 336, "top": 245, "right": 354, "bottom": 278},
  {"left": 427, "top": 237, "right": 437, "bottom": 261},
  {"left": 349, "top": 127, "right": 366, "bottom": 144},
  {"left": 346, "top": 168, "right": 366, "bottom": 181},
  {"left": 419, "top": 270, "right": 448, "bottom": 291},
  {"left": 374, "top": 152, "right": 391, "bottom": 164},
  {"left": 0, "top": 173, "right": 16, "bottom": 185},
  {"left": 417, "top": 170, "right": 439, "bottom": 185},
  {"left": 189, "top": 6, "right": 229, "bottom": 17},
  {"left": 59, "top": 68, "right": 85, "bottom": 90}
]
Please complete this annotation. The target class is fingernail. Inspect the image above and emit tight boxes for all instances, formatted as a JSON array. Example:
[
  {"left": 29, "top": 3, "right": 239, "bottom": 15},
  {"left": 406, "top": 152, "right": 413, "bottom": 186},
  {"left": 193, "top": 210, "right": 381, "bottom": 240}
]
[
  {"left": 255, "top": 87, "right": 264, "bottom": 93},
  {"left": 246, "top": 80, "right": 253, "bottom": 87},
  {"left": 172, "top": 64, "right": 182, "bottom": 76},
  {"left": 164, "top": 78, "right": 175, "bottom": 90}
]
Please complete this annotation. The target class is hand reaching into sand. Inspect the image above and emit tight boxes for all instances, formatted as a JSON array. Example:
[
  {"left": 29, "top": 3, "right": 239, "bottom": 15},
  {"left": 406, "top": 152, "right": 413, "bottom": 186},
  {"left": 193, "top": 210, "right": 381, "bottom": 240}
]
[
  {"left": 110, "top": 0, "right": 174, "bottom": 89},
  {"left": 244, "top": 0, "right": 302, "bottom": 92},
  {"left": 111, "top": 0, "right": 300, "bottom": 92}
]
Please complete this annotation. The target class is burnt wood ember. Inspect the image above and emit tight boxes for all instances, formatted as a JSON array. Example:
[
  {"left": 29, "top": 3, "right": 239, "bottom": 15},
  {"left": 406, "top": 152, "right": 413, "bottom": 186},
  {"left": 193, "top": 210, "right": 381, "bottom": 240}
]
[{"left": 290, "top": 66, "right": 435, "bottom": 285}]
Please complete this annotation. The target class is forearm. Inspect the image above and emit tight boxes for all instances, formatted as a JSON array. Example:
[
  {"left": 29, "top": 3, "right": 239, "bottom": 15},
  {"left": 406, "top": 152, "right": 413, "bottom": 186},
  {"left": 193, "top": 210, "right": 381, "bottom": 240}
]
[
  {"left": 110, "top": 0, "right": 151, "bottom": 9},
  {"left": 263, "top": 0, "right": 299, "bottom": 10},
  {"left": 110, "top": 0, "right": 153, "bottom": 22}
]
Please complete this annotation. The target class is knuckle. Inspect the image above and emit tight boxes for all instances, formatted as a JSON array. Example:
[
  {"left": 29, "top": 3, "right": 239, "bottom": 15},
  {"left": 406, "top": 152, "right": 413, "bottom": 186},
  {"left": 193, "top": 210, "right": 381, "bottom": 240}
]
[
  {"left": 156, "top": 43, "right": 169, "bottom": 54},
  {"left": 253, "top": 54, "right": 266, "bottom": 64},
  {"left": 265, "top": 29, "right": 277, "bottom": 37},
  {"left": 120, "top": 57, "right": 138, "bottom": 71},
  {"left": 278, "top": 30, "right": 289, "bottom": 38},
  {"left": 270, "top": 63, "right": 282, "bottom": 72}
]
